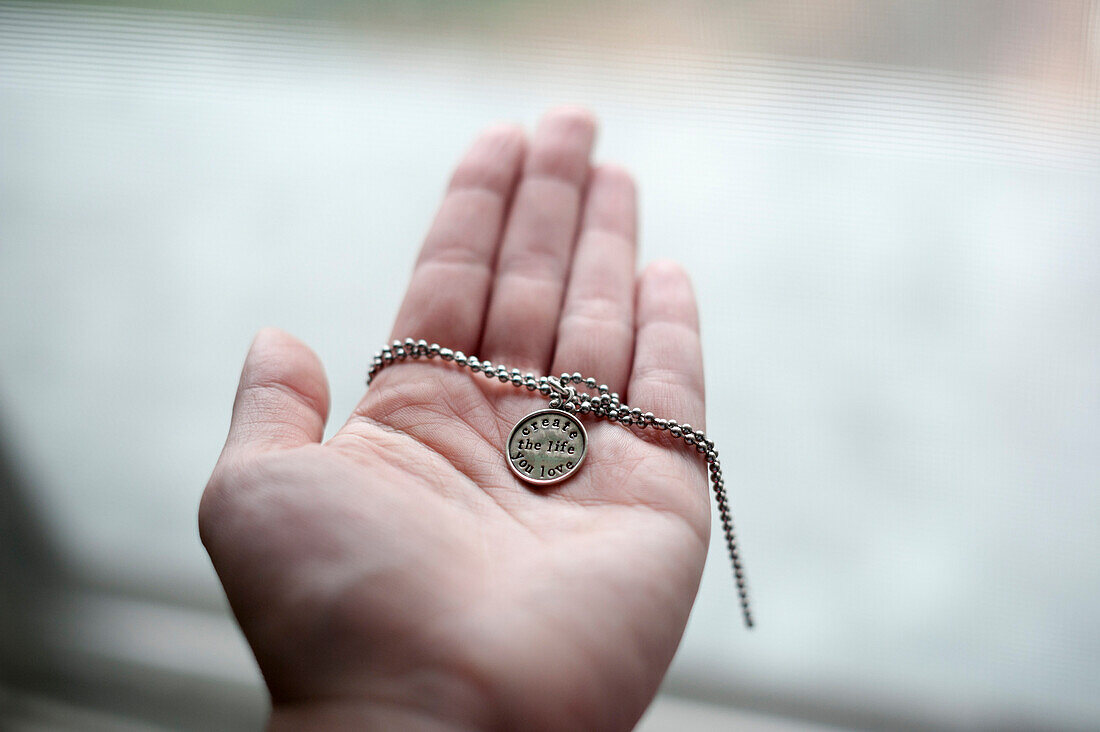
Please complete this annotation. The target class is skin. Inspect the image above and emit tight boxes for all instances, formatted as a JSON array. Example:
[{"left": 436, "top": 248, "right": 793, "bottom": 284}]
[{"left": 199, "top": 108, "right": 714, "bottom": 731}]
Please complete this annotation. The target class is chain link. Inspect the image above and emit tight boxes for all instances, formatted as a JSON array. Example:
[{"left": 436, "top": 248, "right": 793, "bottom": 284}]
[{"left": 367, "top": 337, "right": 753, "bottom": 629}]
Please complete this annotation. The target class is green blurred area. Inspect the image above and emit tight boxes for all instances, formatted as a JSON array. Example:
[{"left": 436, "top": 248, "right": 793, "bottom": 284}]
[
  {"left": 27, "top": 0, "right": 1099, "bottom": 83},
  {"left": 35, "top": 0, "right": 518, "bottom": 21}
]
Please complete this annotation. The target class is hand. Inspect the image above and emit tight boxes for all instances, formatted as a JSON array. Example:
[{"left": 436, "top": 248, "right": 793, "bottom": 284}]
[{"left": 200, "top": 108, "right": 713, "bottom": 731}]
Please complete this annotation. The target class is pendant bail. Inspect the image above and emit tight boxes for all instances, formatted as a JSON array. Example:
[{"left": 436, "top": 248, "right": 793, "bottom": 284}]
[{"left": 545, "top": 375, "right": 578, "bottom": 411}]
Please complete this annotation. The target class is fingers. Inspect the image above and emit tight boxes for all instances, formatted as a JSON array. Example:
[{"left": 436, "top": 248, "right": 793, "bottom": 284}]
[
  {"left": 389, "top": 124, "right": 526, "bottom": 354},
  {"left": 550, "top": 164, "right": 637, "bottom": 394},
  {"left": 626, "top": 261, "right": 706, "bottom": 429},
  {"left": 220, "top": 328, "right": 330, "bottom": 459},
  {"left": 480, "top": 107, "right": 597, "bottom": 372}
]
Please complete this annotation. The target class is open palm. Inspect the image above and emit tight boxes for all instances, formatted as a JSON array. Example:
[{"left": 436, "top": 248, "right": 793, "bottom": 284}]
[{"left": 200, "top": 109, "right": 715, "bottom": 731}]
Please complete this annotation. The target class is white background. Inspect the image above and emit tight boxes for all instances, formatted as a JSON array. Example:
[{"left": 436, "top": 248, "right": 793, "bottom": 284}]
[{"left": 1, "top": 2, "right": 1098, "bottom": 728}]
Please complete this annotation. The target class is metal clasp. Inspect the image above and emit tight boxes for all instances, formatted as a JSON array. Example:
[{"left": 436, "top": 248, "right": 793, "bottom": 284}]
[
  {"left": 546, "top": 375, "right": 568, "bottom": 397},
  {"left": 546, "top": 376, "right": 578, "bottom": 410}
]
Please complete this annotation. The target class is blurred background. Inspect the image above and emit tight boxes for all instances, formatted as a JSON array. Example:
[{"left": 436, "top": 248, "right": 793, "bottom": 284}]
[{"left": 1, "top": 1, "right": 1098, "bottom": 729}]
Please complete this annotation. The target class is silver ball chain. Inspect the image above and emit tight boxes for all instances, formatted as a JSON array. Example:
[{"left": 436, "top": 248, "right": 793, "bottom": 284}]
[{"left": 367, "top": 337, "right": 754, "bottom": 629}]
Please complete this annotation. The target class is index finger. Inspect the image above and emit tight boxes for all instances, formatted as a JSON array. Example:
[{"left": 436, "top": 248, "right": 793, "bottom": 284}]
[{"left": 389, "top": 124, "right": 527, "bottom": 354}]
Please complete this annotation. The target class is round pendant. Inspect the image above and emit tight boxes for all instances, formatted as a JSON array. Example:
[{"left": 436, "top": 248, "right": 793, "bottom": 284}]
[{"left": 506, "top": 408, "right": 587, "bottom": 486}]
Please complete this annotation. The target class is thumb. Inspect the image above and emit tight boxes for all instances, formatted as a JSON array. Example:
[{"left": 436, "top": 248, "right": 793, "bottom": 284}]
[{"left": 221, "top": 328, "right": 330, "bottom": 458}]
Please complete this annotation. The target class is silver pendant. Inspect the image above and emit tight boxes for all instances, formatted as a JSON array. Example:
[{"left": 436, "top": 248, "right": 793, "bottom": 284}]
[{"left": 506, "top": 408, "right": 587, "bottom": 485}]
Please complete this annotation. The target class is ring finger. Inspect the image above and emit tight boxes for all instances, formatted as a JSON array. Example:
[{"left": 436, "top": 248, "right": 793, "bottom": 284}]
[{"left": 549, "top": 164, "right": 637, "bottom": 394}]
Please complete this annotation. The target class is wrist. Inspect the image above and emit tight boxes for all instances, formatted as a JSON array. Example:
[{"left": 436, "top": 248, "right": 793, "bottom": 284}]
[
  {"left": 264, "top": 667, "right": 496, "bottom": 732},
  {"left": 268, "top": 700, "right": 480, "bottom": 732}
]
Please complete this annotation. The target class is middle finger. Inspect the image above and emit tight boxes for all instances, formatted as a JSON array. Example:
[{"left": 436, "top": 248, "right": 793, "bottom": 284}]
[{"left": 479, "top": 107, "right": 596, "bottom": 373}]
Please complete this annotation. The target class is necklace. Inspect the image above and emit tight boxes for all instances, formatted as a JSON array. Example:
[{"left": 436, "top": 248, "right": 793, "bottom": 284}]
[{"left": 367, "top": 338, "right": 753, "bottom": 628}]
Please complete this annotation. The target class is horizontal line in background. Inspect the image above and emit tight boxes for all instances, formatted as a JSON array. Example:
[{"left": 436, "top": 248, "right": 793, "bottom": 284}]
[
  {"left": 1, "top": 1, "right": 1096, "bottom": 172},
  {"left": 2, "top": 1, "right": 1094, "bottom": 108}
]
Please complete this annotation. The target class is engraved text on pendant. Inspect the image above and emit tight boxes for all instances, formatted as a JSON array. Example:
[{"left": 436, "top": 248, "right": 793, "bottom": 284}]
[{"left": 506, "top": 408, "right": 587, "bottom": 485}]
